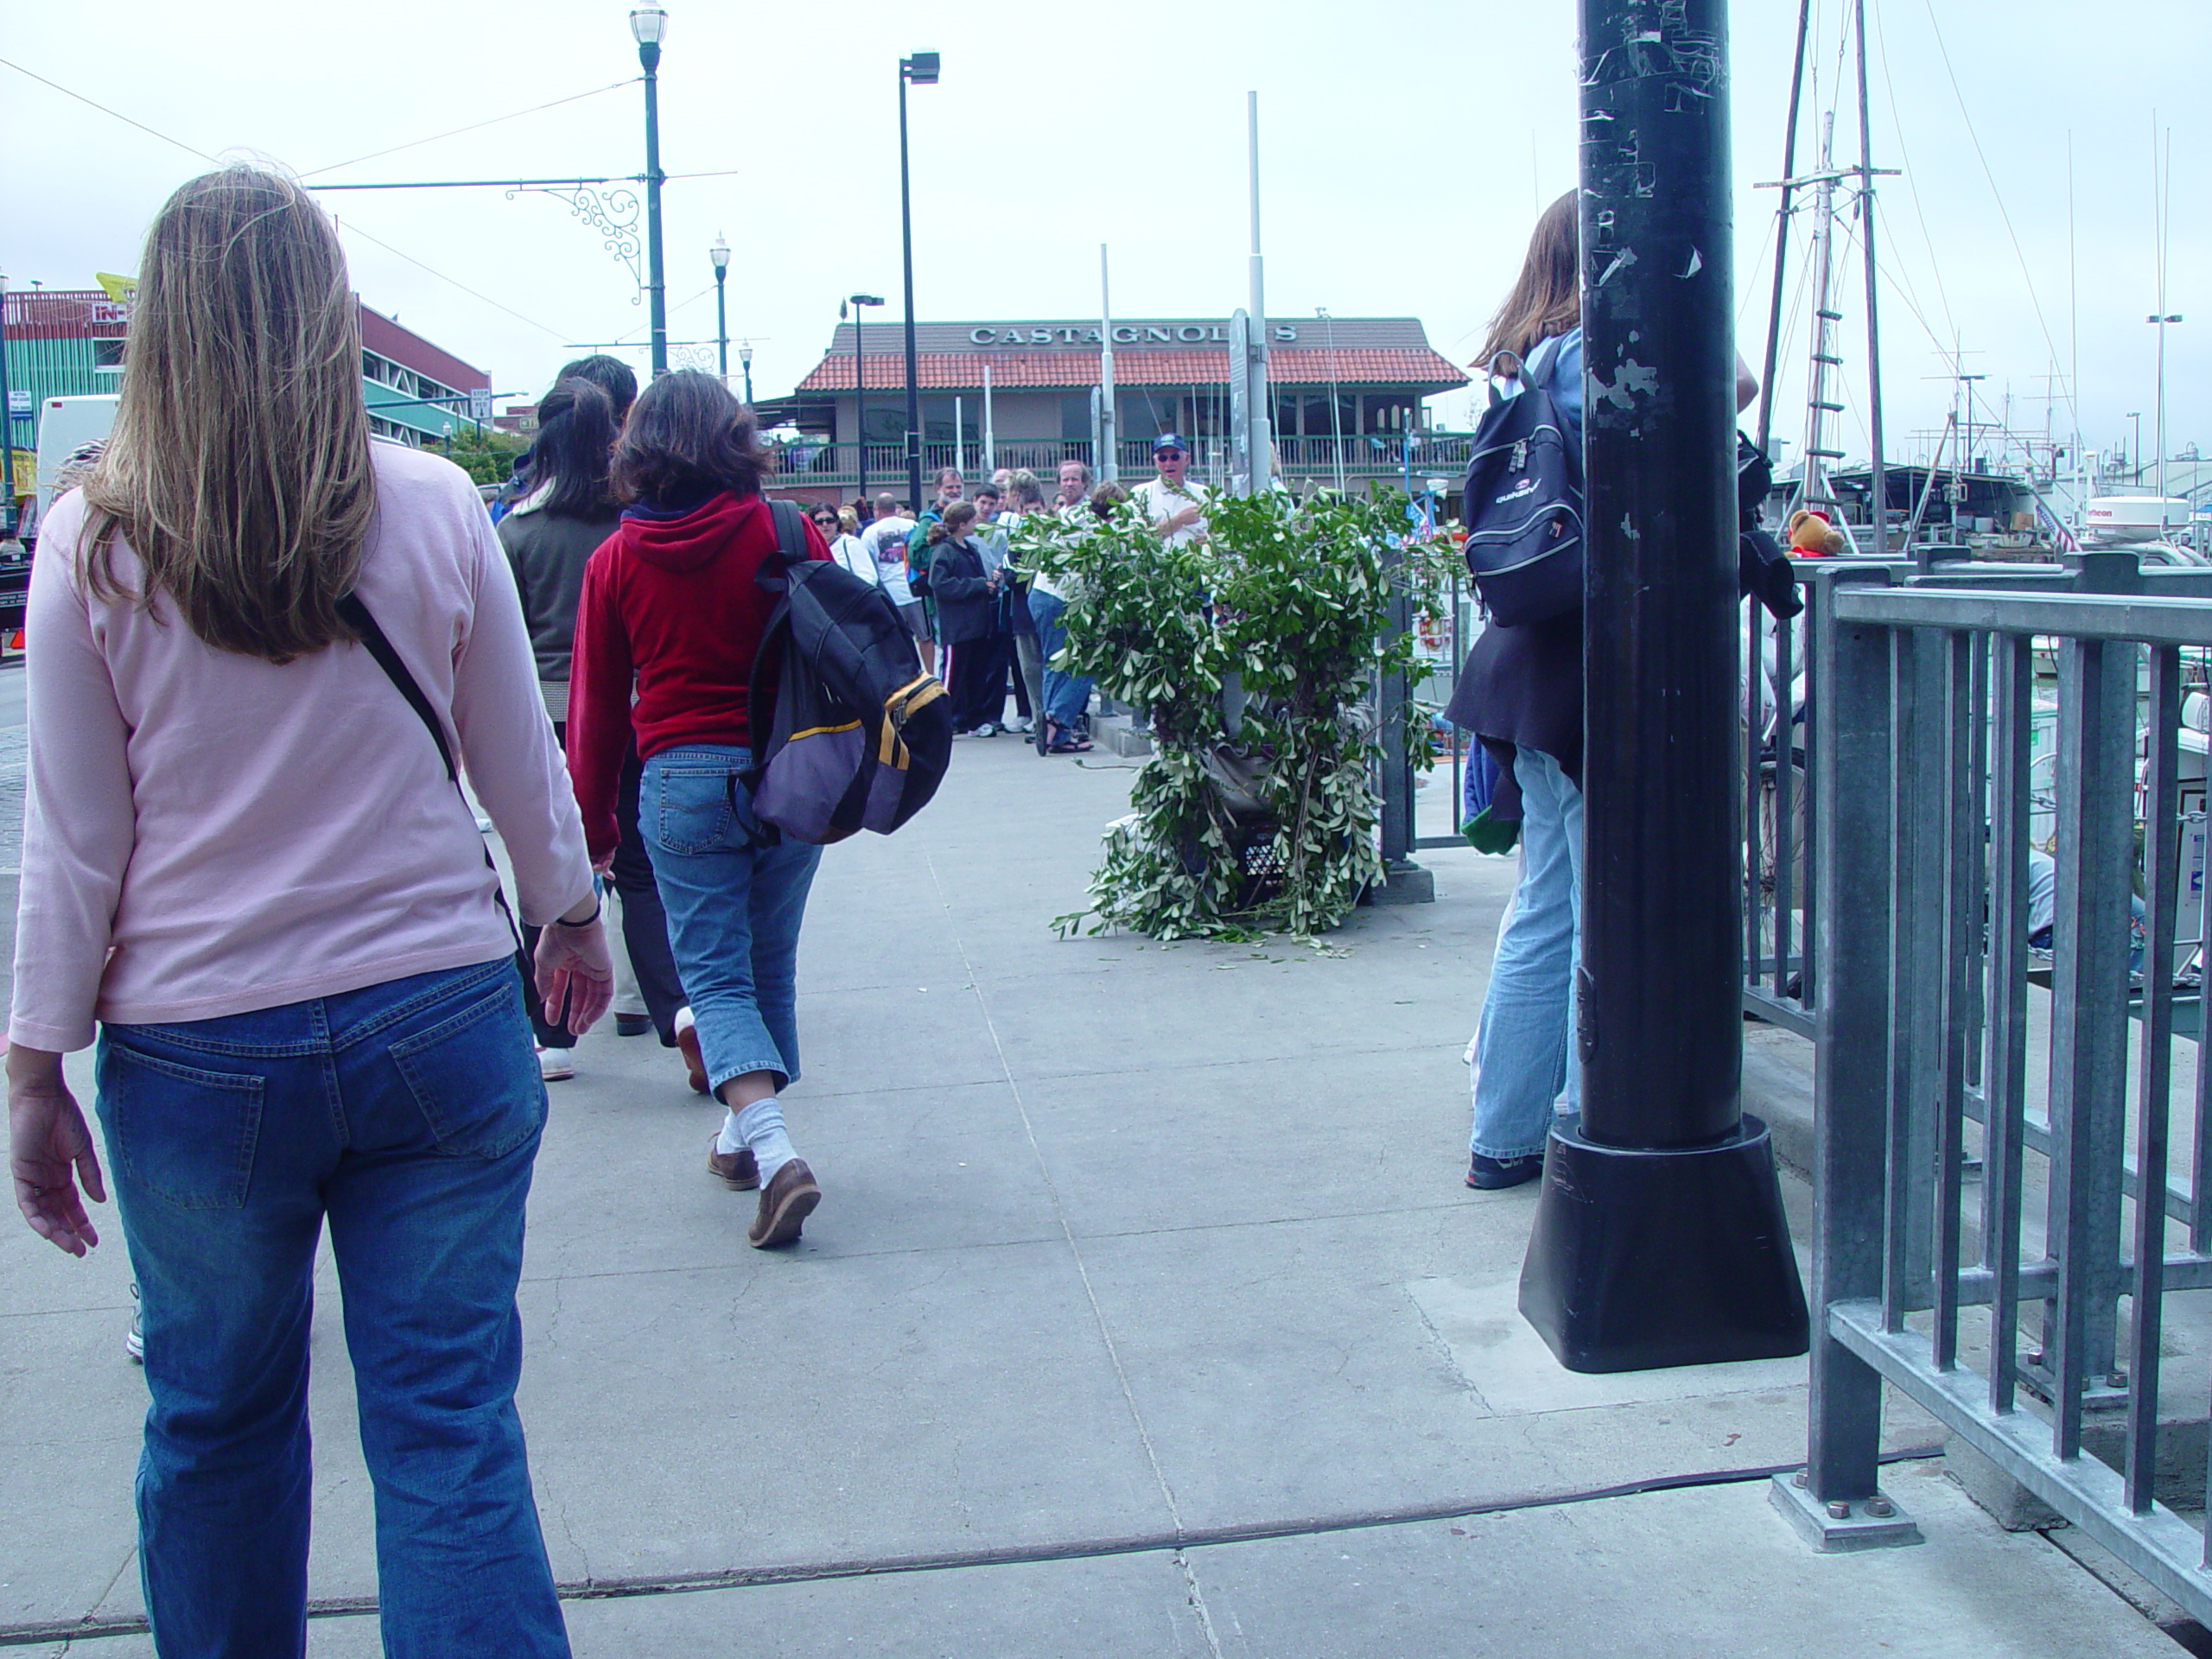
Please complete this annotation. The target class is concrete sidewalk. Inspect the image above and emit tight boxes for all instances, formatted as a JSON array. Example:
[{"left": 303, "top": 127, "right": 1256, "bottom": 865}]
[{"left": 0, "top": 722, "right": 2185, "bottom": 1656}]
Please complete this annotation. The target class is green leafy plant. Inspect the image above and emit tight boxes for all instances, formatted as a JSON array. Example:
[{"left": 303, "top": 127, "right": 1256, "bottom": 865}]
[{"left": 1017, "top": 489, "right": 1454, "bottom": 941}]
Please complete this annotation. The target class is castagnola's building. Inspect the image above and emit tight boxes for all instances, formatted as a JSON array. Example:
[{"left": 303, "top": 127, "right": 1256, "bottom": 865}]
[{"left": 758, "top": 315, "right": 1468, "bottom": 504}]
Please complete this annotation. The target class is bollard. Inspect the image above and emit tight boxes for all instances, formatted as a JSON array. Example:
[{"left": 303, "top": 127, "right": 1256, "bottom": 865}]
[{"left": 1517, "top": 0, "right": 1810, "bottom": 1372}]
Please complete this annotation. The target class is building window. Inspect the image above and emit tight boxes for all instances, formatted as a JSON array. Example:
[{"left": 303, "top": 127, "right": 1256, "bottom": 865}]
[{"left": 93, "top": 339, "right": 125, "bottom": 374}]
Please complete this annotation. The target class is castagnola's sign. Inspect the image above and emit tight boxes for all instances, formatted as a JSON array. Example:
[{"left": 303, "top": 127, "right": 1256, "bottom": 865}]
[{"left": 965, "top": 321, "right": 1301, "bottom": 347}]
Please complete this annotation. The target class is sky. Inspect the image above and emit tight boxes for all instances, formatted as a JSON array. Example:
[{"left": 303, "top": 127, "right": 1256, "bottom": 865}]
[{"left": 4, "top": 0, "right": 2202, "bottom": 481}]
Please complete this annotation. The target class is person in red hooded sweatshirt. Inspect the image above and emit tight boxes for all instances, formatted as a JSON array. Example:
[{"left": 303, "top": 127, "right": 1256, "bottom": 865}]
[{"left": 568, "top": 372, "right": 833, "bottom": 1249}]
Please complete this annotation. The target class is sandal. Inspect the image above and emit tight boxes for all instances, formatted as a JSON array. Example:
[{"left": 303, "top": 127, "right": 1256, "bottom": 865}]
[{"left": 1046, "top": 734, "right": 1094, "bottom": 753}]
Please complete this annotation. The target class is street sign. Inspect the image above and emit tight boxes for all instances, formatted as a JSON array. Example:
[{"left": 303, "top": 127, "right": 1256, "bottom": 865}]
[
  {"left": 468, "top": 388, "right": 493, "bottom": 423},
  {"left": 7, "top": 391, "right": 29, "bottom": 416}
]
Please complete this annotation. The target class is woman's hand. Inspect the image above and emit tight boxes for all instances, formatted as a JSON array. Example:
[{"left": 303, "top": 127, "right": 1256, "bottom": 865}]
[
  {"left": 534, "top": 915, "right": 615, "bottom": 1036},
  {"left": 9, "top": 1046, "right": 104, "bottom": 1257}
]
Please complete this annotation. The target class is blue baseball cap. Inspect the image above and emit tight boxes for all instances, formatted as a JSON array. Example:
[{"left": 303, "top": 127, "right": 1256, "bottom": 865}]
[{"left": 1153, "top": 432, "right": 1190, "bottom": 454}]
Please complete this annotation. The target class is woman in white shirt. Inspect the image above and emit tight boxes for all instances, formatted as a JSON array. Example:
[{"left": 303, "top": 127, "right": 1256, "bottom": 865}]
[{"left": 816, "top": 505, "right": 879, "bottom": 586}]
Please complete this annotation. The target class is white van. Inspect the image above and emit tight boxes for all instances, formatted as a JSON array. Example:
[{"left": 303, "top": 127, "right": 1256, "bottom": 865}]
[{"left": 31, "top": 393, "right": 121, "bottom": 537}]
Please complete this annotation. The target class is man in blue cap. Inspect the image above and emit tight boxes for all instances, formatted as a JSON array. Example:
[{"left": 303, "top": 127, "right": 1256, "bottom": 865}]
[{"left": 1136, "top": 433, "right": 1211, "bottom": 550}]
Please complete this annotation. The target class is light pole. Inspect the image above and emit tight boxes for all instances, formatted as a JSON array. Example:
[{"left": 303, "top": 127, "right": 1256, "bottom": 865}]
[
  {"left": 710, "top": 232, "right": 730, "bottom": 388},
  {"left": 898, "top": 50, "right": 940, "bottom": 513},
  {"left": 0, "top": 271, "right": 16, "bottom": 541},
  {"left": 739, "top": 340, "right": 753, "bottom": 408},
  {"left": 631, "top": 7, "right": 671, "bottom": 378},
  {"left": 1316, "top": 305, "right": 1345, "bottom": 493},
  {"left": 842, "top": 293, "right": 884, "bottom": 502},
  {"left": 2149, "top": 311, "right": 2183, "bottom": 525}
]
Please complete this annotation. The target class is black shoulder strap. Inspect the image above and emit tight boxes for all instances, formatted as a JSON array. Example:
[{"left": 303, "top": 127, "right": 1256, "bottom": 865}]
[
  {"left": 766, "top": 498, "right": 809, "bottom": 559},
  {"left": 336, "top": 592, "right": 457, "bottom": 783},
  {"left": 337, "top": 590, "right": 521, "bottom": 948}
]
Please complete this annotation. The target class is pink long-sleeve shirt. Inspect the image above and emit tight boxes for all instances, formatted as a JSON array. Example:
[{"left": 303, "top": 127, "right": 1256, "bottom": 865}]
[{"left": 8, "top": 442, "right": 594, "bottom": 1052}]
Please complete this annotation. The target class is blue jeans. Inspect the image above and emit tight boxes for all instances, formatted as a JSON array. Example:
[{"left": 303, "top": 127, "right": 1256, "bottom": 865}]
[
  {"left": 641, "top": 747, "right": 822, "bottom": 1092},
  {"left": 97, "top": 959, "right": 569, "bottom": 1659},
  {"left": 1469, "top": 747, "right": 1584, "bottom": 1159},
  {"left": 1027, "top": 590, "right": 1093, "bottom": 732}
]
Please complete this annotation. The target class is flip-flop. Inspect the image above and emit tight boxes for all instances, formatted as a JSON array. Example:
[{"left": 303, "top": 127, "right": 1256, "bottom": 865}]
[{"left": 1047, "top": 736, "right": 1094, "bottom": 754}]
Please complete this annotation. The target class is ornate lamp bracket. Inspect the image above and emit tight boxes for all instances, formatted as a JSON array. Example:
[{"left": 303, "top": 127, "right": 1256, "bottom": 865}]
[{"left": 509, "top": 182, "right": 646, "bottom": 300}]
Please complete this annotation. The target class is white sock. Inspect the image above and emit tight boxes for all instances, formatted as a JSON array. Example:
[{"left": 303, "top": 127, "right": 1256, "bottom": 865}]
[
  {"left": 734, "top": 1097, "right": 798, "bottom": 1185},
  {"left": 715, "top": 1112, "right": 745, "bottom": 1155}
]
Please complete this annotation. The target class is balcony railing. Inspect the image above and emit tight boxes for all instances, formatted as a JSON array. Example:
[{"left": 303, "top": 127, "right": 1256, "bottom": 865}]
[{"left": 762, "top": 435, "right": 1471, "bottom": 499}]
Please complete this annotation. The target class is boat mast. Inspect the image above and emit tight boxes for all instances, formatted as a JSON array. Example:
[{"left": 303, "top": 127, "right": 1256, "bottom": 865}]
[
  {"left": 1853, "top": 0, "right": 1891, "bottom": 558},
  {"left": 1798, "top": 111, "right": 1844, "bottom": 520},
  {"left": 1754, "top": 0, "right": 1815, "bottom": 461}
]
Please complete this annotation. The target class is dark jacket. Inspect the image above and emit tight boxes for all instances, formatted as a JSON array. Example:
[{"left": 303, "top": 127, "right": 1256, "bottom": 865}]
[
  {"left": 499, "top": 501, "right": 622, "bottom": 701},
  {"left": 927, "top": 537, "right": 1000, "bottom": 645}
]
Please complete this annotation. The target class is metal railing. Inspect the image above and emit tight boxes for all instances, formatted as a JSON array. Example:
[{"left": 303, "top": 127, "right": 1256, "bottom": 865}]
[
  {"left": 1791, "top": 581, "right": 2212, "bottom": 1608},
  {"left": 763, "top": 435, "right": 1475, "bottom": 499}
]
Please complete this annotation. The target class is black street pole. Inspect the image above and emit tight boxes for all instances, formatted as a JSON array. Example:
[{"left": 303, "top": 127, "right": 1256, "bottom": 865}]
[
  {"left": 0, "top": 272, "right": 16, "bottom": 541},
  {"left": 1517, "top": 0, "right": 1808, "bottom": 1374},
  {"left": 633, "top": 10, "right": 670, "bottom": 378},
  {"left": 898, "top": 52, "right": 938, "bottom": 513}
]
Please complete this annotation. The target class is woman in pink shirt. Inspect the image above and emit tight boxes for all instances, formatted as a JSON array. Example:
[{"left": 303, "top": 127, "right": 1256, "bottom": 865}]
[{"left": 6, "top": 168, "right": 606, "bottom": 1657}]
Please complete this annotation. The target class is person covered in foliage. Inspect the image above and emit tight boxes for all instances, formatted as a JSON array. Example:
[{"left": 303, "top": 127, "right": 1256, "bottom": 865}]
[
  {"left": 1135, "top": 433, "right": 1210, "bottom": 549},
  {"left": 567, "top": 372, "right": 832, "bottom": 1249}
]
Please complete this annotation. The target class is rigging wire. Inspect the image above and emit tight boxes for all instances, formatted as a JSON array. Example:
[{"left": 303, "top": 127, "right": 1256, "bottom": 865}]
[
  {"left": 1867, "top": 0, "right": 1955, "bottom": 354},
  {"left": 334, "top": 218, "right": 572, "bottom": 340},
  {"left": 1918, "top": 0, "right": 2070, "bottom": 416},
  {"left": 0, "top": 54, "right": 213, "bottom": 161},
  {"left": 302, "top": 79, "right": 639, "bottom": 179}
]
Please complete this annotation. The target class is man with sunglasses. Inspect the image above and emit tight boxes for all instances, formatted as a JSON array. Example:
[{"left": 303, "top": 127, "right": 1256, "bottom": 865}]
[{"left": 1135, "top": 433, "right": 1211, "bottom": 550}]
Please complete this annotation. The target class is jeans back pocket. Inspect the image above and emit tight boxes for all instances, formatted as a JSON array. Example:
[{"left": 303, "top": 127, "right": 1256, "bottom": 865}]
[
  {"left": 98, "top": 1041, "right": 267, "bottom": 1211},
  {"left": 387, "top": 975, "right": 546, "bottom": 1160}
]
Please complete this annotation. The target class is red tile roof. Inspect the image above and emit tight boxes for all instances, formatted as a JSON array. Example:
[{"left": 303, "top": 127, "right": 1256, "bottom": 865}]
[{"left": 796, "top": 346, "right": 1466, "bottom": 394}]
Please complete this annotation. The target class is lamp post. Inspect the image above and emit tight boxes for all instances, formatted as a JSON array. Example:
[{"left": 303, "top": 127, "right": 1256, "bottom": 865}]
[
  {"left": 710, "top": 232, "right": 731, "bottom": 388},
  {"left": 898, "top": 49, "right": 940, "bottom": 513},
  {"left": 631, "top": 7, "right": 671, "bottom": 378},
  {"left": 739, "top": 340, "right": 753, "bottom": 408},
  {"left": 2149, "top": 313, "right": 2183, "bottom": 526},
  {"left": 843, "top": 293, "right": 884, "bottom": 502},
  {"left": 1316, "top": 305, "right": 1345, "bottom": 493}
]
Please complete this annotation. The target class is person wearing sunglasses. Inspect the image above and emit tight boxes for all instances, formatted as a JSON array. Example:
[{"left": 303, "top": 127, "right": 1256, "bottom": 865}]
[
  {"left": 1135, "top": 433, "right": 1211, "bottom": 550},
  {"left": 816, "top": 505, "right": 879, "bottom": 588}
]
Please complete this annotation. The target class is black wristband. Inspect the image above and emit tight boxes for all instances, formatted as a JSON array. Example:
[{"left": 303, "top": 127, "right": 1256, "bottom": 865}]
[{"left": 550, "top": 897, "right": 601, "bottom": 929}]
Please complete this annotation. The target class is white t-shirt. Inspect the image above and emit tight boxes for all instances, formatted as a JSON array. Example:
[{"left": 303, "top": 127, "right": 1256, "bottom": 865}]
[
  {"left": 1136, "top": 476, "right": 1211, "bottom": 549},
  {"left": 860, "top": 515, "right": 918, "bottom": 602},
  {"left": 828, "top": 532, "right": 879, "bottom": 587}
]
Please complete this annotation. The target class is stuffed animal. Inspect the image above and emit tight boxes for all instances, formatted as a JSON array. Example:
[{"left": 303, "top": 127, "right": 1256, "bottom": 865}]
[{"left": 1786, "top": 507, "right": 1847, "bottom": 557}]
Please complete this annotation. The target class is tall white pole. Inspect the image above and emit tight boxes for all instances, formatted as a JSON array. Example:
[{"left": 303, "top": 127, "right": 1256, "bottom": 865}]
[
  {"left": 1246, "top": 92, "right": 1272, "bottom": 493},
  {"left": 982, "top": 363, "right": 995, "bottom": 476},
  {"left": 1099, "top": 243, "right": 1118, "bottom": 483}
]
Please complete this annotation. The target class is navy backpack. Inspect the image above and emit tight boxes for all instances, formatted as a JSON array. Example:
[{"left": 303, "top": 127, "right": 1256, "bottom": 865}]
[{"left": 1459, "top": 334, "right": 1584, "bottom": 627}]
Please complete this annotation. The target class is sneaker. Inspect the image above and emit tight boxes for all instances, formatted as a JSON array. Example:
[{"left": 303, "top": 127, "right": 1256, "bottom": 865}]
[
  {"left": 975, "top": 722, "right": 998, "bottom": 738},
  {"left": 537, "top": 1046, "right": 575, "bottom": 1083},
  {"left": 707, "top": 1137, "right": 760, "bottom": 1191},
  {"left": 614, "top": 1012, "right": 653, "bottom": 1038},
  {"left": 748, "top": 1158, "right": 821, "bottom": 1249},
  {"left": 126, "top": 1283, "right": 143, "bottom": 1364},
  {"left": 1010, "top": 715, "right": 1033, "bottom": 734},
  {"left": 1465, "top": 1152, "right": 1544, "bottom": 1191}
]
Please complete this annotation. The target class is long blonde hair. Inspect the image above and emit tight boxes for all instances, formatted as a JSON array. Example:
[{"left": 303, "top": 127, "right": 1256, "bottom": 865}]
[
  {"left": 81, "top": 166, "right": 375, "bottom": 663},
  {"left": 1474, "top": 189, "right": 1580, "bottom": 376}
]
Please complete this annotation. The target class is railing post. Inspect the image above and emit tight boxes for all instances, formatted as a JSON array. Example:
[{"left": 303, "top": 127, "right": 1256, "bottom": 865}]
[{"left": 1774, "top": 570, "right": 1922, "bottom": 1549}]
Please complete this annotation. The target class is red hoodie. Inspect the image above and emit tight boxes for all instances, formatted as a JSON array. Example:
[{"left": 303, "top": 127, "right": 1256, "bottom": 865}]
[{"left": 567, "top": 490, "right": 829, "bottom": 861}]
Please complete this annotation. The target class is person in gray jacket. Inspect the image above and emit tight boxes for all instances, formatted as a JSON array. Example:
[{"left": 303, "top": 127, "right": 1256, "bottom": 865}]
[{"left": 499, "top": 377, "right": 688, "bottom": 1079}]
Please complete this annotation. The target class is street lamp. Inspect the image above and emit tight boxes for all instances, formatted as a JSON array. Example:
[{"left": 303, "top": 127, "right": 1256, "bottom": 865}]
[
  {"left": 898, "top": 49, "right": 940, "bottom": 513},
  {"left": 739, "top": 340, "right": 754, "bottom": 408},
  {"left": 631, "top": 7, "right": 671, "bottom": 378},
  {"left": 709, "top": 232, "right": 731, "bottom": 387},
  {"left": 842, "top": 293, "right": 885, "bottom": 502},
  {"left": 1316, "top": 305, "right": 1345, "bottom": 493}
]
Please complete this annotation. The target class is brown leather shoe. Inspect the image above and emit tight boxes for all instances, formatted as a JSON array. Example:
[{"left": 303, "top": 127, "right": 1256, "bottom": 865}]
[
  {"left": 675, "top": 1012, "right": 709, "bottom": 1096},
  {"left": 707, "top": 1138, "right": 760, "bottom": 1191},
  {"left": 747, "top": 1158, "right": 820, "bottom": 1249}
]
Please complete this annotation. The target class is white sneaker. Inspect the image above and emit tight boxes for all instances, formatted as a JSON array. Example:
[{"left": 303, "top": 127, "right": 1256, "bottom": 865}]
[
  {"left": 1010, "top": 715, "right": 1033, "bottom": 734},
  {"left": 126, "top": 1283, "right": 143, "bottom": 1364},
  {"left": 537, "top": 1046, "right": 575, "bottom": 1083},
  {"left": 975, "top": 722, "right": 997, "bottom": 738}
]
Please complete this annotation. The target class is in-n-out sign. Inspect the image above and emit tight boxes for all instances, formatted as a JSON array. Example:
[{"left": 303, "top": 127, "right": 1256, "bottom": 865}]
[{"left": 967, "top": 322, "right": 1300, "bottom": 346}]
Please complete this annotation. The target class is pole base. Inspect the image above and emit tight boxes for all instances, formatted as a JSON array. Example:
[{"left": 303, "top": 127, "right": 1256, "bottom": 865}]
[
  {"left": 1769, "top": 1472, "right": 1923, "bottom": 1552},
  {"left": 1517, "top": 1113, "right": 1810, "bottom": 1373}
]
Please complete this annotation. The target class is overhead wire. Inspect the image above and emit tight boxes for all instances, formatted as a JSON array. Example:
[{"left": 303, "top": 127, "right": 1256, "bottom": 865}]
[
  {"left": 334, "top": 219, "right": 572, "bottom": 340},
  {"left": 0, "top": 54, "right": 213, "bottom": 162},
  {"left": 301, "top": 79, "right": 639, "bottom": 179}
]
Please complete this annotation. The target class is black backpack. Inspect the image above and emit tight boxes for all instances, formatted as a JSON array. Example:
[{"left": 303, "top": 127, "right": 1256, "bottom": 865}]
[
  {"left": 1459, "top": 335, "right": 1584, "bottom": 627},
  {"left": 747, "top": 500, "right": 953, "bottom": 843}
]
